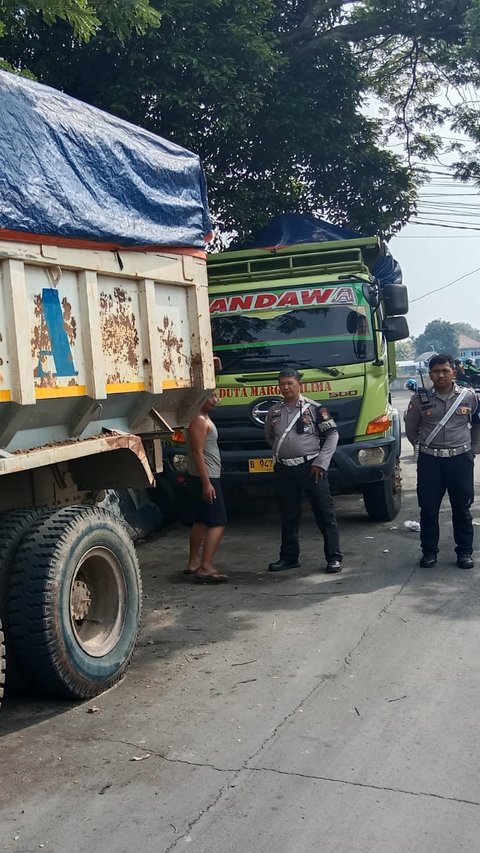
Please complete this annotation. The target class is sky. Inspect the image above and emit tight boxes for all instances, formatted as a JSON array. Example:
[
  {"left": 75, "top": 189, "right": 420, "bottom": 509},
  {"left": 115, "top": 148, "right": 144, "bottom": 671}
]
[
  {"left": 386, "top": 118, "right": 480, "bottom": 339},
  {"left": 390, "top": 191, "right": 480, "bottom": 339},
  {"left": 365, "top": 90, "right": 480, "bottom": 340}
]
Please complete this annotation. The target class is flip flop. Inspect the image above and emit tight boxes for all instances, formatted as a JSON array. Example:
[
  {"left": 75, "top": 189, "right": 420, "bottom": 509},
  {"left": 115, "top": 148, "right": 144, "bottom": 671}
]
[{"left": 193, "top": 571, "right": 229, "bottom": 584}]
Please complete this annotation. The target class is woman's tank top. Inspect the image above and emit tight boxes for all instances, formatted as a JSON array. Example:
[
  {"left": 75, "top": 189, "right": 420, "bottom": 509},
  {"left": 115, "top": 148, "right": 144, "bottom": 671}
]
[{"left": 187, "top": 418, "right": 221, "bottom": 478}]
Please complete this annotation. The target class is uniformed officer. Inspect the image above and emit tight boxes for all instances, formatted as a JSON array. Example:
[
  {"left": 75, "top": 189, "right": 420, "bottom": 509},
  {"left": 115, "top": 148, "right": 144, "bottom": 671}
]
[
  {"left": 264, "top": 367, "right": 343, "bottom": 574},
  {"left": 404, "top": 353, "right": 477, "bottom": 569}
]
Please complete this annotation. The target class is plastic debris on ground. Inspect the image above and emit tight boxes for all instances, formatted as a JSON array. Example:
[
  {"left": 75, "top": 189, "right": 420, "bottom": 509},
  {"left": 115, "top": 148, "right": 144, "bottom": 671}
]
[{"left": 404, "top": 520, "right": 421, "bottom": 532}]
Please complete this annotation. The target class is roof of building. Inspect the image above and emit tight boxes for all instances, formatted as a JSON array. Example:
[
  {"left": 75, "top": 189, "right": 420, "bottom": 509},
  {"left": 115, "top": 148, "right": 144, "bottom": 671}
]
[{"left": 459, "top": 334, "right": 480, "bottom": 348}]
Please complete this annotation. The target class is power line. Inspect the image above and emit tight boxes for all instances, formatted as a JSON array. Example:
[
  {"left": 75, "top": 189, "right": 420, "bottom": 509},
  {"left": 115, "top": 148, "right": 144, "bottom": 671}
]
[
  {"left": 395, "top": 235, "right": 480, "bottom": 239},
  {"left": 410, "top": 266, "right": 480, "bottom": 303},
  {"left": 407, "top": 220, "right": 480, "bottom": 231}
]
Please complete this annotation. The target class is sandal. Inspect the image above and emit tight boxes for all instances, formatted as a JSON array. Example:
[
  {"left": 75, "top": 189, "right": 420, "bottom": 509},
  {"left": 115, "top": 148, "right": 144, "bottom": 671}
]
[{"left": 193, "top": 570, "right": 229, "bottom": 584}]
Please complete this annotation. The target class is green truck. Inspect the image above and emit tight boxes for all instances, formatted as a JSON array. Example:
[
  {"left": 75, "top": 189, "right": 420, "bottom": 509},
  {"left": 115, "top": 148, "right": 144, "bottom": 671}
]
[{"left": 162, "top": 219, "right": 409, "bottom": 521}]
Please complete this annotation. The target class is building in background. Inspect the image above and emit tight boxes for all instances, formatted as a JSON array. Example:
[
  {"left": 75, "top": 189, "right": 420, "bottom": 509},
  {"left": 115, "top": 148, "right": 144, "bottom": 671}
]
[{"left": 458, "top": 334, "right": 480, "bottom": 365}]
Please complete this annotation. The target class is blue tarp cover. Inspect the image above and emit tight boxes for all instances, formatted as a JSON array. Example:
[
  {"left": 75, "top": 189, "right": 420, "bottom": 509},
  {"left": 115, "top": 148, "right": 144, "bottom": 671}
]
[
  {"left": 241, "top": 213, "right": 402, "bottom": 287},
  {"left": 0, "top": 70, "right": 212, "bottom": 248}
]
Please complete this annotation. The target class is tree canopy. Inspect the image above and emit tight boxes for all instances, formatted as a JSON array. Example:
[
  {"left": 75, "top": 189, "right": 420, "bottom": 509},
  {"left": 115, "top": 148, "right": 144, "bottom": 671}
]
[
  {"left": 1, "top": 0, "right": 480, "bottom": 238},
  {"left": 415, "top": 320, "right": 459, "bottom": 357},
  {"left": 395, "top": 339, "right": 415, "bottom": 361},
  {"left": 452, "top": 321, "right": 480, "bottom": 343},
  {"left": 0, "top": 0, "right": 160, "bottom": 43}
]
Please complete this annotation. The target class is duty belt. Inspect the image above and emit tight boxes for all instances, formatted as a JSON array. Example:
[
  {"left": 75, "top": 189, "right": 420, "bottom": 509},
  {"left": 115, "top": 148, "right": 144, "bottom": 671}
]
[
  {"left": 278, "top": 453, "right": 318, "bottom": 467},
  {"left": 419, "top": 444, "right": 470, "bottom": 458}
]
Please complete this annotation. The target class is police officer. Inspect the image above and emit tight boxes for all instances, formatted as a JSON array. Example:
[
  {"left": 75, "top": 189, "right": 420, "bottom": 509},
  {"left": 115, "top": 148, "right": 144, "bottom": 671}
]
[
  {"left": 404, "top": 354, "right": 477, "bottom": 569},
  {"left": 264, "top": 367, "right": 343, "bottom": 573}
]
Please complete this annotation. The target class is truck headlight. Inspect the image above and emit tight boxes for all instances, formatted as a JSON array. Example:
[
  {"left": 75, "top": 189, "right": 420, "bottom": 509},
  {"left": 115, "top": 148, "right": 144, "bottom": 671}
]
[
  {"left": 172, "top": 453, "right": 187, "bottom": 471},
  {"left": 357, "top": 447, "right": 385, "bottom": 466}
]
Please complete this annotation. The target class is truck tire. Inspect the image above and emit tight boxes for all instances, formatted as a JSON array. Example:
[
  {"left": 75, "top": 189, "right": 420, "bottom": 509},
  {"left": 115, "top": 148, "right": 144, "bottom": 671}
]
[
  {"left": 0, "top": 507, "right": 53, "bottom": 625},
  {"left": 362, "top": 460, "right": 402, "bottom": 522},
  {"left": 0, "top": 618, "right": 5, "bottom": 710},
  {"left": 8, "top": 506, "right": 142, "bottom": 700},
  {"left": 0, "top": 507, "right": 54, "bottom": 694}
]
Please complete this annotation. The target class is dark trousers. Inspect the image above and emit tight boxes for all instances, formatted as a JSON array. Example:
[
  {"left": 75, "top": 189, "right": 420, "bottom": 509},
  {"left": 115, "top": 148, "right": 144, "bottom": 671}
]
[
  {"left": 417, "top": 451, "right": 474, "bottom": 556},
  {"left": 274, "top": 461, "right": 342, "bottom": 562}
]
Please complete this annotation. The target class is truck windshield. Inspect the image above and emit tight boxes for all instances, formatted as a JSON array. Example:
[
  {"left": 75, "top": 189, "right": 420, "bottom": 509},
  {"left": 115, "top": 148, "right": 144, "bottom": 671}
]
[{"left": 211, "top": 305, "right": 374, "bottom": 373}]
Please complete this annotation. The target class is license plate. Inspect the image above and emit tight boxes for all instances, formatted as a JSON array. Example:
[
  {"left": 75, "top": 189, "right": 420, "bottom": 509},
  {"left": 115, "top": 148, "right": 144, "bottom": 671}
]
[{"left": 248, "top": 457, "right": 273, "bottom": 473}]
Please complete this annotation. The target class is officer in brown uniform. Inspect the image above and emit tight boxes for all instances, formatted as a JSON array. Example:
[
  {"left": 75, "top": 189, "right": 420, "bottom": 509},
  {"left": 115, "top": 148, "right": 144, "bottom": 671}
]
[
  {"left": 404, "top": 353, "right": 477, "bottom": 569},
  {"left": 264, "top": 367, "right": 342, "bottom": 573}
]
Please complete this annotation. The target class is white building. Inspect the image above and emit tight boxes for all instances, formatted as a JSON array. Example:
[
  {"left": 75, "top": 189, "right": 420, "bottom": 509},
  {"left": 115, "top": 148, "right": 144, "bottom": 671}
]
[{"left": 458, "top": 334, "right": 480, "bottom": 365}]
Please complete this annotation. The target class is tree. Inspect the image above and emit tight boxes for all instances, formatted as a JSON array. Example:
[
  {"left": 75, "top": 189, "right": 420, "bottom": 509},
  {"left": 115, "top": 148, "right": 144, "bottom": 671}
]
[
  {"left": 395, "top": 338, "right": 415, "bottom": 360},
  {"left": 2, "top": 1, "right": 480, "bottom": 235},
  {"left": 414, "top": 320, "right": 459, "bottom": 357},
  {"left": 452, "top": 322, "right": 480, "bottom": 343},
  {"left": 0, "top": 0, "right": 416, "bottom": 238},
  {"left": 0, "top": 0, "right": 159, "bottom": 43}
]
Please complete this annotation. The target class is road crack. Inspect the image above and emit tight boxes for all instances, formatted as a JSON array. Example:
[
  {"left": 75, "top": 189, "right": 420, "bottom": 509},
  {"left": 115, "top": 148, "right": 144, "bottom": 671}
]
[{"left": 246, "top": 765, "right": 480, "bottom": 808}]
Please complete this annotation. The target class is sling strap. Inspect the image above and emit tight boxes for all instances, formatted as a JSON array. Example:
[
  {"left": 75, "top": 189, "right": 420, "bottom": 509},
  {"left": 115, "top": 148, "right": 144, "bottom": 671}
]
[
  {"left": 423, "top": 387, "right": 470, "bottom": 447},
  {"left": 274, "top": 401, "right": 310, "bottom": 461}
]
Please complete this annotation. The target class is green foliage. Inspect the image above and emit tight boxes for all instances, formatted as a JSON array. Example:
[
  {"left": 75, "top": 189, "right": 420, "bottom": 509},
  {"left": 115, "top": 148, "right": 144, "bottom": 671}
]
[
  {"left": 395, "top": 338, "right": 415, "bottom": 360},
  {"left": 0, "top": 0, "right": 418, "bottom": 239},
  {"left": 0, "top": 0, "right": 160, "bottom": 42},
  {"left": 415, "top": 320, "right": 459, "bottom": 357},
  {"left": 3, "top": 0, "right": 480, "bottom": 234},
  {"left": 452, "top": 322, "right": 480, "bottom": 342}
]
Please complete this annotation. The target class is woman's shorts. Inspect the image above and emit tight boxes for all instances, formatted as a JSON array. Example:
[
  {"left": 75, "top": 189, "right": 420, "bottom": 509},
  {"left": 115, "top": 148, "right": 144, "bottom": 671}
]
[{"left": 186, "top": 474, "right": 227, "bottom": 527}]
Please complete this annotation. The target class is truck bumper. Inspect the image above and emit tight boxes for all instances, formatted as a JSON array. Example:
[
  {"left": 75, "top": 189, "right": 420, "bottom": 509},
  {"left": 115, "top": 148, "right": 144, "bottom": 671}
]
[{"left": 162, "top": 435, "right": 397, "bottom": 494}]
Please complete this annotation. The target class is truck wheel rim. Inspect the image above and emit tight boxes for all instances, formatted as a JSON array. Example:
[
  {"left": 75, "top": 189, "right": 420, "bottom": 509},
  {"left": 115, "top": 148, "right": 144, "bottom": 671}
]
[{"left": 69, "top": 546, "right": 127, "bottom": 657}]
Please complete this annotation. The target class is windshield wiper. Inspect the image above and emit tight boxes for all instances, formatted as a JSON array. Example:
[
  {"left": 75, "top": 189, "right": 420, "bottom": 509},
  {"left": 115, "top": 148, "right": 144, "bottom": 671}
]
[
  {"left": 280, "top": 359, "right": 343, "bottom": 377},
  {"left": 220, "top": 353, "right": 343, "bottom": 377},
  {"left": 318, "top": 365, "right": 343, "bottom": 377}
]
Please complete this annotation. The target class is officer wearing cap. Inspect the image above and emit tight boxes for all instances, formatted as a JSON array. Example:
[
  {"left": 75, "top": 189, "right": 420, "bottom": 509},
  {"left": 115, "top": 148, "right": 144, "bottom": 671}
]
[
  {"left": 264, "top": 367, "right": 343, "bottom": 574},
  {"left": 404, "top": 353, "right": 477, "bottom": 569}
]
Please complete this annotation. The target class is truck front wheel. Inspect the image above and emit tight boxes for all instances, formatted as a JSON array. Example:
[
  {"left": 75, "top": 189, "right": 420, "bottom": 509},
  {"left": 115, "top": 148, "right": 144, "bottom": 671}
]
[
  {"left": 362, "top": 460, "right": 402, "bottom": 522},
  {"left": 8, "top": 506, "right": 142, "bottom": 700}
]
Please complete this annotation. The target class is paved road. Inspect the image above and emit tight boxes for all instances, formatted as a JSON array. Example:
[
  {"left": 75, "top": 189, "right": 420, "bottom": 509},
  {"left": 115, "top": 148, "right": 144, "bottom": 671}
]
[{"left": 2, "top": 403, "right": 480, "bottom": 852}]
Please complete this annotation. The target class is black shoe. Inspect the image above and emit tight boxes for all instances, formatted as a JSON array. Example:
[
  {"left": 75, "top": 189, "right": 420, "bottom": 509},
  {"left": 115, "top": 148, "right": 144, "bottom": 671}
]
[
  {"left": 457, "top": 554, "right": 474, "bottom": 570},
  {"left": 268, "top": 559, "right": 300, "bottom": 572},
  {"left": 325, "top": 560, "right": 342, "bottom": 574},
  {"left": 419, "top": 553, "right": 437, "bottom": 568}
]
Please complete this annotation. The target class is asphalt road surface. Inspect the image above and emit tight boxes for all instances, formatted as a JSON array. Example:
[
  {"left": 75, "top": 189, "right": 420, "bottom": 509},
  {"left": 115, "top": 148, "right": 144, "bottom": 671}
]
[{"left": 2, "top": 392, "right": 480, "bottom": 853}]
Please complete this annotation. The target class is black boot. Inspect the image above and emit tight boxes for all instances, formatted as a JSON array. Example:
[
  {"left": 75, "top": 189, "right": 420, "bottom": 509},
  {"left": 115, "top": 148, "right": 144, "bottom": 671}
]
[
  {"left": 457, "top": 553, "right": 474, "bottom": 570},
  {"left": 419, "top": 553, "right": 437, "bottom": 568},
  {"left": 268, "top": 559, "right": 300, "bottom": 572}
]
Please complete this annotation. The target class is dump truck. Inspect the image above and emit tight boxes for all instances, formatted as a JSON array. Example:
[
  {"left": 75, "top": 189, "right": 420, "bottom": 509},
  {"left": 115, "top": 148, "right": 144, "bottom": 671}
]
[
  {"left": 161, "top": 214, "right": 409, "bottom": 522},
  {"left": 0, "top": 71, "right": 214, "bottom": 708}
]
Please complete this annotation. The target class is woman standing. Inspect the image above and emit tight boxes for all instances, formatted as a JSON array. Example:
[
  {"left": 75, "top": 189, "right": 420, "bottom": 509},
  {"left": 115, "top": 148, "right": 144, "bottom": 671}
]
[{"left": 184, "top": 393, "right": 229, "bottom": 583}]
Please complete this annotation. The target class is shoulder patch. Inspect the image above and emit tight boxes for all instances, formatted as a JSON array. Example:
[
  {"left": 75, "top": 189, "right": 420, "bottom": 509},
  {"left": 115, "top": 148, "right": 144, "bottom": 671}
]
[{"left": 318, "top": 406, "right": 331, "bottom": 422}]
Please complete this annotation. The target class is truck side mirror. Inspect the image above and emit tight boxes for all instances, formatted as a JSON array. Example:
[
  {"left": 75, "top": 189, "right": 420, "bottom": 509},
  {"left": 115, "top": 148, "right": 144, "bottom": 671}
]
[
  {"left": 383, "top": 316, "right": 409, "bottom": 342},
  {"left": 382, "top": 283, "right": 408, "bottom": 316}
]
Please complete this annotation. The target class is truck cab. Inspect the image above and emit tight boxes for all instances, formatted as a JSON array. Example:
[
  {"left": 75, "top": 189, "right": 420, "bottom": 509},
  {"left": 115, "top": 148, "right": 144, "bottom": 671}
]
[{"left": 163, "top": 230, "right": 409, "bottom": 522}]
